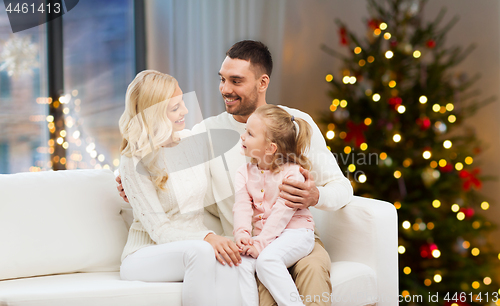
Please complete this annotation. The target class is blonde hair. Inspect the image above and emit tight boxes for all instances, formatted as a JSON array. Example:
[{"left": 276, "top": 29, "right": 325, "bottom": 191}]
[
  {"left": 253, "top": 104, "right": 312, "bottom": 172},
  {"left": 118, "top": 70, "right": 177, "bottom": 191}
]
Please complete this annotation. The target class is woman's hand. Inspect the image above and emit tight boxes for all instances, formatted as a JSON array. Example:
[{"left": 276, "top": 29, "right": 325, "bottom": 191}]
[
  {"left": 115, "top": 175, "right": 129, "bottom": 203},
  {"left": 204, "top": 233, "right": 241, "bottom": 267}
]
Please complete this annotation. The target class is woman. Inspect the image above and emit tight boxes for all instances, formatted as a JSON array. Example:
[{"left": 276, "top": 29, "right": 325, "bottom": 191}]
[{"left": 118, "top": 70, "right": 240, "bottom": 306}]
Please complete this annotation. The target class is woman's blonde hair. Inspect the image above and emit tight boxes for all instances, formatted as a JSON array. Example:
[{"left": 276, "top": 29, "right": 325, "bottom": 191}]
[
  {"left": 118, "top": 70, "right": 177, "bottom": 191},
  {"left": 253, "top": 104, "right": 312, "bottom": 172}
]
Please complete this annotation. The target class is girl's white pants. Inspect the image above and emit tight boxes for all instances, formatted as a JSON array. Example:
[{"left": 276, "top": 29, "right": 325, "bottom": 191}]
[
  {"left": 238, "top": 228, "right": 315, "bottom": 306},
  {"left": 120, "top": 240, "right": 241, "bottom": 306}
]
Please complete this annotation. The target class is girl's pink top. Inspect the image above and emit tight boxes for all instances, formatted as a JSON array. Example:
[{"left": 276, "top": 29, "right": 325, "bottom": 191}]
[{"left": 233, "top": 163, "right": 315, "bottom": 254}]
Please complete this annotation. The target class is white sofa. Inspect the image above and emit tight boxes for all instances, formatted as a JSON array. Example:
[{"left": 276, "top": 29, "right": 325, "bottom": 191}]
[{"left": 0, "top": 169, "right": 398, "bottom": 306}]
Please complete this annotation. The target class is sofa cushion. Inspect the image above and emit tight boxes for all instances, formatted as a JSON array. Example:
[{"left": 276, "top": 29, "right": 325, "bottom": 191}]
[
  {"left": 0, "top": 169, "right": 129, "bottom": 281},
  {"left": 0, "top": 272, "right": 181, "bottom": 306},
  {"left": 330, "top": 261, "right": 377, "bottom": 306}
]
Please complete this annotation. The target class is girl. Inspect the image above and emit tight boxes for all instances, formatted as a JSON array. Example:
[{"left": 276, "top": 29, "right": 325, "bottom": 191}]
[
  {"left": 118, "top": 70, "right": 240, "bottom": 306},
  {"left": 233, "top": 104, "right": 316, "bottom": 306}
]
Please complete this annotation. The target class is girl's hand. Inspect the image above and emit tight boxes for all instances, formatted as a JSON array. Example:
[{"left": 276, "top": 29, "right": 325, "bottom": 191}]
[
  {"left": 242, "top": 245, "right": 259, "bottom": 258},
  {"left": 236, "top": 236, "right": 254, "bottom": 249}
]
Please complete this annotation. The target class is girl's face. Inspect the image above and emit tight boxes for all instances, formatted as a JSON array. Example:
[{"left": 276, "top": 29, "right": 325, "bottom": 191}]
[
  {"left": 167, "top": 83, "right": 188, "bottom": 132},
  {"left": 240, "top": 113, "right": 270, "bottom": 163}
]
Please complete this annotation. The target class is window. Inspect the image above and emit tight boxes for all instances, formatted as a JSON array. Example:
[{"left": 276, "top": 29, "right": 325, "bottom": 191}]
[{"left": 0, "top": 0, "right": 137, "bottom": 173}]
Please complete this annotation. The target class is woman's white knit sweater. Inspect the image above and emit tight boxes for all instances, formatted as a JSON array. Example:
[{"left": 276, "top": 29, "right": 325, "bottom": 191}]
[{"left": 119, "top": 130, "right": 213, "bottom": 262}]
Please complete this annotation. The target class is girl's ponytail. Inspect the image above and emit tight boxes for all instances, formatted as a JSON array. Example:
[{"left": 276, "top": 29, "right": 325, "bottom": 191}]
[{"left": 292, "top": 117, "right": 312, "bottom": 170}]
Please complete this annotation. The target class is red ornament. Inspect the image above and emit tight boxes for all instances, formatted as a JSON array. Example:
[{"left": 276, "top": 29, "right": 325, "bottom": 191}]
[
  {"left": 368, "top": 19, "right": 380, "bottom": 30},
  {"left": 388, "top": 97, "right": 402, "bottom": 110},
  {"left": 426, "top": 39, "right": 436, "bottom": 48},
  {"left": 459, "top": 168, "right": 482, "bottom": 191},
  {"left": 345, "top": 121, "right": 367, "bottom": 147},
  {"left": 339, "top": 27, "right": 348, "bottom": 46},
  {"left": 420, "top": 243, "right": 438, "bottom": 259},
  {"left": 416, "top": 117, "right": 431, "bottom": 130},
  {"left": 440, "top": 163, "right": 453, "bottom": 173},
  {"left": 459, "top": 207, "right": 475, "bottom": 219}
]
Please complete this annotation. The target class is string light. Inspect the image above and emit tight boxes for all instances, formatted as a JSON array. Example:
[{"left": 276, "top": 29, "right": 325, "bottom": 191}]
[
  {"left": 325, "top": 74, "right": 333, "bottom": 82},
  {"left": 385, "top": 50, "right": 394, "bottom": 59},
  {"left": 332, "top": 99, "right": 340, "bottom": 106},
  {"left": 360, "top": 143, "right": 368, "bottom": 151},
  {"left": 481, "top": 201, "right": 489, "bottom": 210},
  {"left": 457, "top": 212, "right": 465, "bottom": 221},
  {"left": 402, "top": 221, "right": 411, "bottom": 229},
  {"left": 379, "top": 22, "right": 387, "bottom": 30},
  {"left": 394, "top": 201, "right": 401, "bottom": 209},
  {"left": 423, "top": 151, "right": 431, "bottom": 159},
  {"left": 372, "top": 93, "right": 381, "bottom": 101},
  {"left": 432, "top": 104, "right": 441, "bottom": 112},
  {"left": 393, "top": 134, "right": 401, "bottom": 142},
  {"left": 432, "top": 200, "right": 441, "bottom": 208},
  {"left": 397, "top": 105, "right": 406, "bottom": 113},
  {"left": 462, "top": 241, "right": 470, "bottom": 249},
  {"left": 434, "top": 274, "right": 442, "bottom": 283},
  {"left": 340, "top": 99, "right": 348, "bottom": 107},
  {"left": 448, "top": 115, "right": 456, "bottom": 123},
  {"left": 326, "top": 131, "right": 335, "bottom": 139},
  {"left": 443, "top": 140, "right": 452, "bottom": 149},
  {"left": 354, "top": 47, "right": 362, "bottom": 54},
  {"left": 451, "top": 204, "right": 460, "bottom": 212},
  {"left": 358, "top": 174, "right": 367, "bottom": 183},
  {"left": 472, "top": 281, "right": 480, "bottom": 289},
  {"left": 471, "top": 248, "right": 480, "bottom": 256},
  {"left": 465, "top": 157, "right": 473, "bottom": 165},
  {"left": 424, "top": 279, "right": 432, "bottom": 286},
  {"left": 455, "top": 162, "right": 464, "bottom": 171},
  {"left": 380, "top": 152, "right": 387, "bottom": 160},
  {"left": 419, "top": 95, "right": 428, "bottom": 104},
  {"left": 367, "top": 56, "right": 375, "bottom": 63},
  {"left": 398, "top": 246, "right": 406, "bottom": 254},
  {"left": 413, "top": 50, "right": 421, "bottom": 58},
  {"left": 348, "top": 164, "right": 356, "bottom": 172},
  {"left": 446, "top": 103, "right": 454, "bottom": 111},
  {"left": 403, "top": 267, "right": 411, "bottom": 274},
  {"left": 359, "top": 59, "right": 366, "bottom": 66},
  {"left": 432, "top": 249, "right": 441, "bottom": 258},
  {"left": 484, "top": 277, "right": 492, "bottom": 285},
  {"left": 389, "top": 80, "right": 397, "bottom": 88},
  {"left": 394, "top": 170, "right": 401, "bottom": 178},
  {"left": 384, "top": 33, "right": 391, "bottom": 40}
]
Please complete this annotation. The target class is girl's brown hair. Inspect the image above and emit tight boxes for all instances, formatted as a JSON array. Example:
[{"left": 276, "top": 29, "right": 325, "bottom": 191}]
[{"left": 253, "top": 104, "right": 312, "bottom": 172}]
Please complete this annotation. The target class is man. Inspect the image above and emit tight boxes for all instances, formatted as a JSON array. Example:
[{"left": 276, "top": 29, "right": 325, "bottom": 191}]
[{"left": 117, "top": 40, "right": 353, "bottom": 306}]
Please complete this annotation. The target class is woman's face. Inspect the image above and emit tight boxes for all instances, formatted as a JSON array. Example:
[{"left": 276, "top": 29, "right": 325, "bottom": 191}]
[{"left": 167, "top": 83, "right": 188, "bottom": 132}]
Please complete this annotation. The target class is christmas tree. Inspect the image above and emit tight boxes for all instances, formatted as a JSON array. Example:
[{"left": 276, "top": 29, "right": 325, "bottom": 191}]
[{"left": 321, "top": 0, "right": 499, "bottom": 304}]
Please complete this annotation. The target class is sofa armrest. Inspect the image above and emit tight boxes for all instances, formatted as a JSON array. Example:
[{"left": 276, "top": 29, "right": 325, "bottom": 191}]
[{"left": 311, "top": 196, "right": 399, "bottom": 305}]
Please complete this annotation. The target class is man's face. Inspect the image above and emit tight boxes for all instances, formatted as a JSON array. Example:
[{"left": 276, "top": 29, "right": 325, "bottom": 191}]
[{"left": 218, "top": 57, "right": 260, "bottom": 117}]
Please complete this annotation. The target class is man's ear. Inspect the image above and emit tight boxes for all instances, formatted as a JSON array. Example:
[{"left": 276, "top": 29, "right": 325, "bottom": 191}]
[
  {"left": 266, "top": 141, "right": 277, "bottom": 155},
  {"left": 258, "top": 74, "right": 270, "bottom": 93}
]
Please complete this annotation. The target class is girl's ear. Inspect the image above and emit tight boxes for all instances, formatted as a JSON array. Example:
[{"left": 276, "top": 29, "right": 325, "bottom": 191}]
[{"left": 266, "top": 142, "right": 277, "bottom": 155}]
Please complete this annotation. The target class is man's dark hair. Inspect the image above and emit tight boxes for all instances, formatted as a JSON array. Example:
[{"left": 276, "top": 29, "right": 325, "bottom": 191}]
[{"left": 226, "top": 40, "right": 273, "bottom": 78}]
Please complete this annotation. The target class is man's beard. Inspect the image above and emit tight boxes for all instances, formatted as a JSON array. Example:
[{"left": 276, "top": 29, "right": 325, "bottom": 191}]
[{"left": 223, "top": 89, "right": 259, "bottom": 117}]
